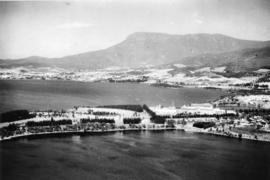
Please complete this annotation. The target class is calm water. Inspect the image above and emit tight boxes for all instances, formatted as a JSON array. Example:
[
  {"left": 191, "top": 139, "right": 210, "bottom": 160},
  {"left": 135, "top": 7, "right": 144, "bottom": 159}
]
[
  {"left": 0, "top": 80, "right": 226, "bottom": 113},
  {"left": 0, "top": 131, "right": 270, "bottom": 180}
]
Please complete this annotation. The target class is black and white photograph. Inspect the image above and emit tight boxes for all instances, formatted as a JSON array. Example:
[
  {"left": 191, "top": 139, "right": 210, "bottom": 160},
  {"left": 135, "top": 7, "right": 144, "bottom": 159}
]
[{"left": 0, "top": 0, "right": 270, "bottom": 179}]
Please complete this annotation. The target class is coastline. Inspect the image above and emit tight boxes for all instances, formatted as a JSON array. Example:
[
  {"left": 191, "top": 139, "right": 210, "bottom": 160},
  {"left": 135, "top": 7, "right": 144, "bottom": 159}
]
[
  {"left": 0, "top": 79, "right": 248, "bottom": 91},
  {"left": 1, "top": 127, "right": 269, "bottom": 143},
  {"left": 194, "top": 130, "right": 270, "bottom": 142},
  {"left": 0, "top": 127, "right": 176, "bottom": 142}
]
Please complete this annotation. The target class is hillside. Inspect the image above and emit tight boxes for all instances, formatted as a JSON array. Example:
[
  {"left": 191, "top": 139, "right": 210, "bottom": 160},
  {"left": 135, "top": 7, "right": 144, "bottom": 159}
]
[
  {"left": 176, "top": 46, "right": 270, "bottom": 72},
  {"left": 1, "top": 32, "right": 270, "bottom": 70}
]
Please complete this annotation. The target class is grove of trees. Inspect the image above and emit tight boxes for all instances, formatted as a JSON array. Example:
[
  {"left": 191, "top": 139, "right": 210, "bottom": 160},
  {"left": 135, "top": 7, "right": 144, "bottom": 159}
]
[{"left": 0, "top": 110, "right": 36, "bottom": 123}]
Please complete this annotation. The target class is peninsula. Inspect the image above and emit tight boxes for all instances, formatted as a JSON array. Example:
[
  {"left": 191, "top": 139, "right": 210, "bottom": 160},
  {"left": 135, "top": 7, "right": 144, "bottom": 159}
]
[{"left": 1, "top": 97, "right": 270, "bottom": 142}]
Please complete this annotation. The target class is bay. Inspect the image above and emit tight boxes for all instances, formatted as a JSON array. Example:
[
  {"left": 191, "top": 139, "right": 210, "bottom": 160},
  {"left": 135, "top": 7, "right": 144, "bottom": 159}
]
[{"left": 0, "top": 80, "right": 226, "bottom": 113}]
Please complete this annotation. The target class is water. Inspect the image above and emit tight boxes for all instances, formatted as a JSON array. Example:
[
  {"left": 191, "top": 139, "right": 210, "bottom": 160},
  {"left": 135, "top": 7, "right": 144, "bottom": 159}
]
[
  {"left": 0, "top": 80, "right": 226, "bottom": 113},
  {"left": 0, "top": 131, "right": 269, "bottom": 180},
  {"left": 0, "top": 80, "right": 269, "bottom": 179}
]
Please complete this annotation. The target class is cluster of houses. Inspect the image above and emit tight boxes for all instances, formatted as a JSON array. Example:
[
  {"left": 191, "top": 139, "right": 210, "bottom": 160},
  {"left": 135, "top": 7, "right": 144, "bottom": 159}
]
[
  {"left": 214, "top": 95, "right": 270, "bottom": 109},
  {"left": 1, "top": 99, "right": 270, "bottom": 141},
  {"left": 150, "top": 103, "right": 235, "bottom": 116}
]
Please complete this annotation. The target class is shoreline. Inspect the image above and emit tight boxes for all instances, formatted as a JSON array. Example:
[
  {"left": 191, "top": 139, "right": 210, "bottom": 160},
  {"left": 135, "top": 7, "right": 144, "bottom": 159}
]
[
  {"left": 1, "top": 127, "right": 269, "bottom": 143},
  {"left": 0, "top": 79, "right": 249, "bottom": 91},
  {"left": 0, "top": 127, "right": 176, "bottom": 142},
  {"left": 195, "top": 131, "right": 270, "bottom": 143}
]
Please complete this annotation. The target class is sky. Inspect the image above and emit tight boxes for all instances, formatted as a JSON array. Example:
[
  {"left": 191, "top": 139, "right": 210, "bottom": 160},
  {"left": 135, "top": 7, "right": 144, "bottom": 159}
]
[{"left": 0, "top": 0, "right": 270, "bottom": 59}]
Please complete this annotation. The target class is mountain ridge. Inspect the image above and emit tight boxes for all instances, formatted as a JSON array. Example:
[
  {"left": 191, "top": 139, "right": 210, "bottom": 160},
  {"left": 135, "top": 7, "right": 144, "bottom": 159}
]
[{"left": 1, "top": 32, "right": 270, "bottom": 70}]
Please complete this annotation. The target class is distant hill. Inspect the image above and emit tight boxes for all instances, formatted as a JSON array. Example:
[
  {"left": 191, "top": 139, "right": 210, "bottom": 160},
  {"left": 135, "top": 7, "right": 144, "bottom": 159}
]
[
  {"left": 0, "top": 56, "right": 49, "bottom": 69},
  {"left": 1, "top": 32, "right": 270, "bottom": 70},
  {"left": 176, "top": 46, "right": 270, "bottom": 72}
]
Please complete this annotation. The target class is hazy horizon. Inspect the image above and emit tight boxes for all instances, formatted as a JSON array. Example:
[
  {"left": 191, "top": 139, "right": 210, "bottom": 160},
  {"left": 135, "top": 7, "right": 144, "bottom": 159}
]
[{"left": 1, "top": 0, "right": 270, "bottom": 59}]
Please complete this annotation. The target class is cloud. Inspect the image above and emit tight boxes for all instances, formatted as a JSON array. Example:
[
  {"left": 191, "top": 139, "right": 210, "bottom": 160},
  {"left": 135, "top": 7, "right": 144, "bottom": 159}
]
[
  {"left": 57, "top": 22, "right": 93, "bottom": 29},
  {"left": 192, "top": 12, "right": 204, "bottom": 25},
  {"left": 195, "top": 19, "right": 203, "bottom": 24}
]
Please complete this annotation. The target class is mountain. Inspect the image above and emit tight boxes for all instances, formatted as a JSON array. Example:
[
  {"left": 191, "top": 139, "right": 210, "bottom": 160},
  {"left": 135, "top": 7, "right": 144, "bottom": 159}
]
[
  {"left": 1, "top": 32, "right": 270, "bottom": 70},
  {"left": 107, "top": 32, "right": 270, "bottom": 66}
]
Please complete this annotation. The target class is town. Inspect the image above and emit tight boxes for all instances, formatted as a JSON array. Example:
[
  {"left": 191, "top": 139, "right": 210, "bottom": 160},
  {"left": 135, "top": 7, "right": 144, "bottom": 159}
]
[
  {"left": 1, "top": 66, "right": 270, "bottom": 91},
  {"left": 1, "top": 94, "right": 270, "bottom": 142}
]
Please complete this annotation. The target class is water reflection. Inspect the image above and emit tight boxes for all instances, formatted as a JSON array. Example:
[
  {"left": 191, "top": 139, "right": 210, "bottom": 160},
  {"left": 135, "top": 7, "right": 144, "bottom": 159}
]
[{"left": 71, "top": 135, "right": 82, "bottom": 144}]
